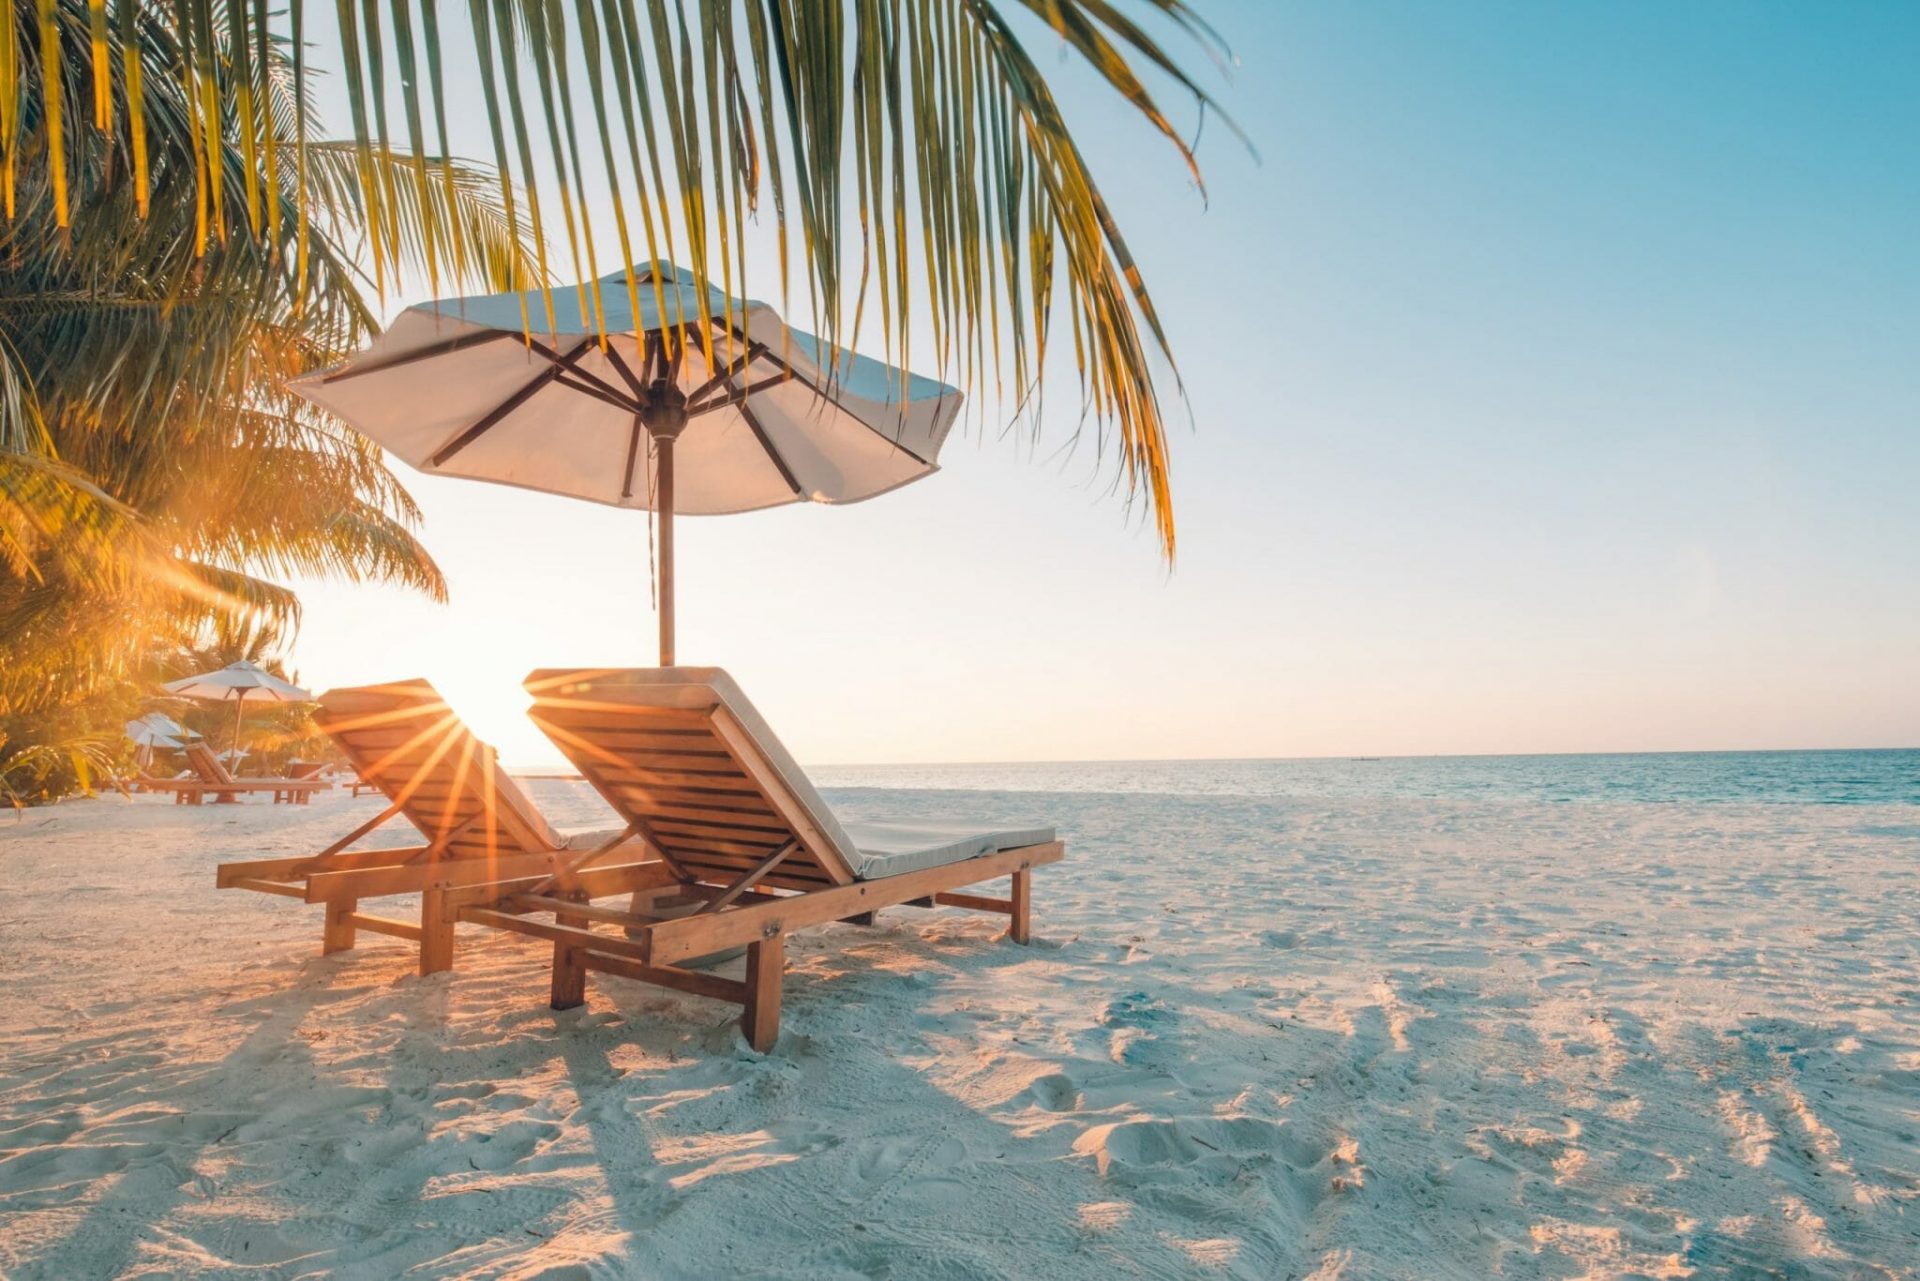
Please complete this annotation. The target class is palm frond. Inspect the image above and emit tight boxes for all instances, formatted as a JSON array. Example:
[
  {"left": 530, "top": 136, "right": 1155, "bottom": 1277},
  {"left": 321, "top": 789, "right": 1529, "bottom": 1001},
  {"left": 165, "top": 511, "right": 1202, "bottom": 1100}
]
[
  {"left": 0, "top": 0, "right": 494, "bottom": 751},
  {"left": 3, "top": 0, "right": 1235, "bottom": 556},
  {"left": 0, "top": 735, "right": 123, "bottom": 806},
  {"left": 301, "top": 140, "right": 542, "bottom": 293}
]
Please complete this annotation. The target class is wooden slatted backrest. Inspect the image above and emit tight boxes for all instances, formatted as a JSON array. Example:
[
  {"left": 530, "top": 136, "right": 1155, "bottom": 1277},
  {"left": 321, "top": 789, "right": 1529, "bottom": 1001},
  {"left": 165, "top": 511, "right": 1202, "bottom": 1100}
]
[
  {"left": 185, "top": 742, "right": 235, "bottom": 785},
  {"left": 315, "top": 680, "right": 562, "bottom": 859},
  {"left": 524, "top": 668, "right": 858, "bottom": 891}
]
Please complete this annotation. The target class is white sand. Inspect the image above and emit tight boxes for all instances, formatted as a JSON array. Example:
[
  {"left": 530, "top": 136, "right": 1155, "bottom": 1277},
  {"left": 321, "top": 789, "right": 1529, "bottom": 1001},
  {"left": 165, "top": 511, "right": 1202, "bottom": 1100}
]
[{"left": 2, "top": 784, "right": 1917, "bottom": 1279}]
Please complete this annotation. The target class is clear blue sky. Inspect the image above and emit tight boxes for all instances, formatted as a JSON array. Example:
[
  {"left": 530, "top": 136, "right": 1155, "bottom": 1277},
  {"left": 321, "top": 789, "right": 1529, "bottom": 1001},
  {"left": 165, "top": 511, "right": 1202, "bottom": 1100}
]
[{"left": 292, "top": 1, "right": 1920, "bottom": 766}]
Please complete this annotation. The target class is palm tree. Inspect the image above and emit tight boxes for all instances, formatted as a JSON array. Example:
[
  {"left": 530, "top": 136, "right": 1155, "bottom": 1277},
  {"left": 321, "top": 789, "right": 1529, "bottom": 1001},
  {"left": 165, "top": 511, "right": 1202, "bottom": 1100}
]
[
  {"left": 0, "top": 0, "right": 536, "bottom": 790},
  {"left": 2, "top": 0, "right": 1234, "bottom": 560}
]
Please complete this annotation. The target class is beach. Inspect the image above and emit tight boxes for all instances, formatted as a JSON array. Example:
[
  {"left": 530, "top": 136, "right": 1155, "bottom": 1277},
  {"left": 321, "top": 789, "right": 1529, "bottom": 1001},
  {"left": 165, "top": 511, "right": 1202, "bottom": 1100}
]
[{"left": 2, "top": 779, "right": 1916, "bottom": 1279}]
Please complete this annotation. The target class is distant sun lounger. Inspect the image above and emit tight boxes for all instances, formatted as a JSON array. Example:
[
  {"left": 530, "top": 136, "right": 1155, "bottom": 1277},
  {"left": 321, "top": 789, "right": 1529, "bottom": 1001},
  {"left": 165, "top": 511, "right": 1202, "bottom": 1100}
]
[
  {"left": 215, "top": 669, "right": 1063, "bottom": 1052},
  {"left": 143, "top": 742, "right": 329, "bottom": 805},
  {"left": 215, "top": 680, "right": 644, "bottom": 971}
]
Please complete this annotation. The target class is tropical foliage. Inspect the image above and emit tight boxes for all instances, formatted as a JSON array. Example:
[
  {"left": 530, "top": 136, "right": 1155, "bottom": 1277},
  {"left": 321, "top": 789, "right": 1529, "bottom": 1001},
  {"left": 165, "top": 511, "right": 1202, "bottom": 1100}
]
[
  {"left": 0, "top": 0, "right": 535, "bottom": 799},
  {"left": 1, "top": 0, "right": 1233, "bottom": 557}
]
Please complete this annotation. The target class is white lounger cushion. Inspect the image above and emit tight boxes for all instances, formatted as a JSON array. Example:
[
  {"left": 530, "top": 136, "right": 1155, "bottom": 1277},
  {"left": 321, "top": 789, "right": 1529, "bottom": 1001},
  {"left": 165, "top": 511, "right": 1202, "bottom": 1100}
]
[
  {"left": 537, "top": 668, "right": 1053, "bottom": 882},
  {"left": 840, "top": 820, "right": 1058, "bottom": 880}
]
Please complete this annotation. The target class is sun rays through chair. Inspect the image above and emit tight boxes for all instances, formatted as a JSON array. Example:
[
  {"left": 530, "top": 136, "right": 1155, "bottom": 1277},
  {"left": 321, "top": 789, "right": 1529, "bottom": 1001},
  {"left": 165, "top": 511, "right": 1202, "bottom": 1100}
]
[
  {"left": 214, "top": 680, "right": 648, "bottom": 973},
  {"left": 448, "top": 668, "right": 1064, "bottom": 1052}
]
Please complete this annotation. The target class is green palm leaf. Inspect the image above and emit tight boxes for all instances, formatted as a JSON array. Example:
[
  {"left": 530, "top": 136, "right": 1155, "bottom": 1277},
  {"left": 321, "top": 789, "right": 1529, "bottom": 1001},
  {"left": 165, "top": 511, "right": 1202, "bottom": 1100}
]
[
  {"left": 0, "top": 0, "right": 518, "bottom": 744},
  {"left": 2, "top": 0, "right": 1233, "bottom": 556}
]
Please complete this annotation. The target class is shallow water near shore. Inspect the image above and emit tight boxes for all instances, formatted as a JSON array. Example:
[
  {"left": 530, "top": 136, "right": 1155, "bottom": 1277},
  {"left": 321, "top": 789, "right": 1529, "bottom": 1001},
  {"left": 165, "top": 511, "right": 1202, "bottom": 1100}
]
[{"left": 1, "top": 768, "right": 1916, "bottom": 1278}]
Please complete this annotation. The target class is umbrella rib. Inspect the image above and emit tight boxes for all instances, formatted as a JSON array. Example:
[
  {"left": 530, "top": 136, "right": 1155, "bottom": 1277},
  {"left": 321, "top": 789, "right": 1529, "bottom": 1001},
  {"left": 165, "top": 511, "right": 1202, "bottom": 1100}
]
[
  {"left": 620, "top": 414, "right": 646, "bottom": 500},
  {"left": 734, "top": 399, "right": 805, "bottom": 497},
  {"left": 320, "top": 329, "right": 515, "bottom": 383},
  {"left": 431, "top": 340, "right": 594, "bottom": 467},
  {"left": 684, "top": 342, "right": 765, "bottom": 406},
  {"left": 687, "top": 370, "right": 795, "bottom": 417},
  {"left": 604, "top": 345, "right": 647, "bottom": 399},
  {"left": 706, "top": 319, "right": 938, "bottom": 467},
  {"left": 553, "top": 373, "right": 642, "bottom": 413},
  {"left": 521, "top": 338, "right": 639, "bottom": 409}
]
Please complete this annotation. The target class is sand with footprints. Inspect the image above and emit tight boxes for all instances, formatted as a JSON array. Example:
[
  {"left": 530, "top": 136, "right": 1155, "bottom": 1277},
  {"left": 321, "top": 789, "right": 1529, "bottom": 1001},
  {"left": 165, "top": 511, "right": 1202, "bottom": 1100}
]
[{"left": 2, "top": 782, "right": 1917, "bottom": 1277}]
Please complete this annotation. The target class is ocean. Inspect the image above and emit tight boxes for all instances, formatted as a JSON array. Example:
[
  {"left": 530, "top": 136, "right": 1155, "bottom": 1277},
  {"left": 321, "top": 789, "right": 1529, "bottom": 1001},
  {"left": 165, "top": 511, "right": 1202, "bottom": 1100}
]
[
  {"left": 518, "top": 748, "right": 1920, "bottom": 819},
  {"left": 806, "top": 748, "right": 1920, "bottom": 807}
]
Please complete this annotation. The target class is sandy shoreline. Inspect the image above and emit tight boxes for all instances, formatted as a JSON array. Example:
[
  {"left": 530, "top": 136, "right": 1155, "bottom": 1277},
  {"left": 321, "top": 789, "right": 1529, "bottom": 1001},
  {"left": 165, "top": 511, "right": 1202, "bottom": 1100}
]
[{"left": 2, "top": 785, "right": 1916, "bottom": 1278}]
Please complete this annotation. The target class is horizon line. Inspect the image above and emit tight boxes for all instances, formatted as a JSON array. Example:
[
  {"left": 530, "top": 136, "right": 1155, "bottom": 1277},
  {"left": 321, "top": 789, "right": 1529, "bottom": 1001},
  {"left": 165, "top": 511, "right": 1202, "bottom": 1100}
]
[{"left": 504, "top": 742, "right": 1920, "bottom": 775}]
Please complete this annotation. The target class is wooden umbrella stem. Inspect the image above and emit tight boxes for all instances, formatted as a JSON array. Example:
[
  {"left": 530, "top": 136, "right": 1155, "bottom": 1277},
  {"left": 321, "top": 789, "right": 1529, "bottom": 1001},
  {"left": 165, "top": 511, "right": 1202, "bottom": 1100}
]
[
  {"left": 638, "top": 359, "right": 688, "bottom": 670},
  {"left": 657, "top": 433, "right": 676, "bottom": 667}
]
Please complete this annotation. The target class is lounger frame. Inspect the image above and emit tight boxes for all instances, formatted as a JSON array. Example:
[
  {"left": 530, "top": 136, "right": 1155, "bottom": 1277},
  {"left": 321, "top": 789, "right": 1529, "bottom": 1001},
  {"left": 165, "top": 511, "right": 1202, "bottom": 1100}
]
[
  {"left": 447, "top": 669, "right": 1064, "bottom": 1050},
  {"left": 445, "top": 838, "right": 1059, "bottom": 1050},
  {"left": 215, "top": 680, "right": 642, "bottom": 972},
  {"left": 146, "top": 743, "right": 329, "bottom": 805},
  {"left": 215, "top": 670, "right": 1064, "bottom": 1053}
]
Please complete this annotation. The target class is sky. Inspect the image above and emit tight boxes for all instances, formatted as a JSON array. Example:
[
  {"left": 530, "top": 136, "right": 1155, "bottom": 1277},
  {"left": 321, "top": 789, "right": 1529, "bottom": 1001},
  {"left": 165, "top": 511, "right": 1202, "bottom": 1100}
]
[{"left": 287, "top": 1, "right": 1920, "bottom": 768}]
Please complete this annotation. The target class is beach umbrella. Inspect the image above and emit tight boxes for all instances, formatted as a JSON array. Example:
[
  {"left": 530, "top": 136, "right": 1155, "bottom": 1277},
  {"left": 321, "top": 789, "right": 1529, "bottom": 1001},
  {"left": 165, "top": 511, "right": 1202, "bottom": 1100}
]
[
  {"left": 162, "top": 660, "right": 312, "bottom": 756},
  {"left": 125, "top": 713, "right": 188, "bottom": 768},
  {"left": 125, "top": 712, "right": 187, "bottom": 747},
  {"left": 290, "top": 261, "right": 963, "bottom": 664}
]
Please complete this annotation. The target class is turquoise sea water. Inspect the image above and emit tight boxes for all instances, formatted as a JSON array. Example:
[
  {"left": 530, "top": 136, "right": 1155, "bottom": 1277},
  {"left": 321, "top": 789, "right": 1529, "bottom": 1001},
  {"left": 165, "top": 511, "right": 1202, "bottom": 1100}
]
[{"left": 803, "top": 748, "right": 1920, "bottom": 806}]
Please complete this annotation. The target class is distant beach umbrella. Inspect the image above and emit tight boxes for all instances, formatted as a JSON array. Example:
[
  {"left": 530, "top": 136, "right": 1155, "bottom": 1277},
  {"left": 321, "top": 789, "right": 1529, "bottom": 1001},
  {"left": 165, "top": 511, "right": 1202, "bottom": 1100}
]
[
  {"left": 125, "top": 713, "right": 188, "bottom": 768},
  {"left": 125, "top": 712, "right": 187, "bottom": 746},
  {"left": 290, "top": 261, "right": 963, "bottom": 665},
  {"left": 162, "top": 660, "right": 312, "bottom": 756}
]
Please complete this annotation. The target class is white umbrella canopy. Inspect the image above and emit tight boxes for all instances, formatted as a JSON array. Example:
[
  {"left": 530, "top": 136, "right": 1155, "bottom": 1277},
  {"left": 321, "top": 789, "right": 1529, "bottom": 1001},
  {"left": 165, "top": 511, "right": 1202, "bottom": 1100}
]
[
  {"left": 290, "top": 260, "right": 964, "bottom": 663},
  {"left": 162, "top": 660, "right": 313, "bottom": 754},
  {"left": 125, "top": 712, "right": 189, "bottom": 749},
  {"left": 125, "top": 713, "right": 188, "bottom": 769},
  {"left": 163, "top": 659, "right": 311, "bottom": 704}
]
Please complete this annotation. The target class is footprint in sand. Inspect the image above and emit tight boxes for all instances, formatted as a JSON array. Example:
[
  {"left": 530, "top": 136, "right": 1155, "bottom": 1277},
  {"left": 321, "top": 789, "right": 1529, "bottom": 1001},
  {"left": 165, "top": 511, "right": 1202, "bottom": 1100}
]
[
  {"left": 843, "top": 1130, "right": 974, "bottom": 1224},
  {"left": 1090, "top": 992, "right": 1181, "bottom": 1068},
  {"left": 1017, "top": 1072, "right": 1081, "bottom": 1113},
  {"left": 452, "top": 1117, "right": 566, "bottom": 1172},
  {"left": 1075, "top": 1116, "right": 1334, "bottom": 1188}
]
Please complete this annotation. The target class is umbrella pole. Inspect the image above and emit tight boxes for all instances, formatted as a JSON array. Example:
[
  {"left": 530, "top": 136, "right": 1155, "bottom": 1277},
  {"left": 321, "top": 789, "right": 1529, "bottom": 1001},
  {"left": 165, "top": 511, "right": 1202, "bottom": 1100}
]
[
  {"left": 231, "top": 696, "right": 246, "bottom": 761},
  {"left": 658, "top": 434, "right": 676, "bottom": 666}
]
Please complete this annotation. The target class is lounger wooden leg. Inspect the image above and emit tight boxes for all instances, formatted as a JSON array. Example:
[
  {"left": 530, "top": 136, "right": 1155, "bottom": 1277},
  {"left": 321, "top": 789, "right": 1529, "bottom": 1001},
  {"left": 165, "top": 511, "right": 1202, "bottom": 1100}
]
[
  {"left": 743, "top": 933, "right": 784, "bottom": 1052},
  {"left": 1009, "top": 869, "right": 1032, "bottom": 945},
  {"left": 323, "top": 898, "right": 358, "bottom": 954},
  {"left": 550, "top": 893, "right": 589, "bottom": 1010},
  {"left": 419, "top": 887, "right": 455, "bottom": 976}
]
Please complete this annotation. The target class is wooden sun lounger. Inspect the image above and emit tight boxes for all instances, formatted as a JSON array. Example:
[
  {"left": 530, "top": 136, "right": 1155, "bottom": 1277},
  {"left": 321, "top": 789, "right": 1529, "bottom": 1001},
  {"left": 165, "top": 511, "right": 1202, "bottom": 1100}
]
[
  {"left": 144, "top": 743, "right": 330, "bottom": 805},
  {"left": 214, "top": 680, "right": 647, "bottom": 973},
  {"left": 450, "top": 668, "right": 1065, "bottom": 1052}
]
